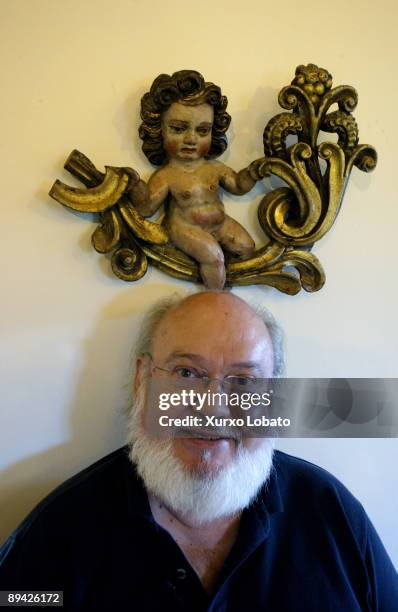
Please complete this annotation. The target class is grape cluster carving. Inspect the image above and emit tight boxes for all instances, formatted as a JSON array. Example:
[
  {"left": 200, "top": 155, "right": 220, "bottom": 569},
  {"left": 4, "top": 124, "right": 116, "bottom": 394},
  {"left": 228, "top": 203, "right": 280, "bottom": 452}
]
[{"left": 291, "top": 63, "right": 333, "bottom": 108}]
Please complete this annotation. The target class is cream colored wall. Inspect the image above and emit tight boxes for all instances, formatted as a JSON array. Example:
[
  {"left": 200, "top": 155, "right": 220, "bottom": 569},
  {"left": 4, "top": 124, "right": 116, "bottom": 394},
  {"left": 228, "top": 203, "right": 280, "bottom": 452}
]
[{"left": 1, "top": 0, "right": 397, "bottom": 567}]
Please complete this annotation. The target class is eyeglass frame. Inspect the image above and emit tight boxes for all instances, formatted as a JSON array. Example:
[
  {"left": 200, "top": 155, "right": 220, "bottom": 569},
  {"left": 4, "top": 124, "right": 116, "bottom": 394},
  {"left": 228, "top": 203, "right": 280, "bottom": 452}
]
[{"left": 144, "top": 352, "right": 267, "bottom": 391}]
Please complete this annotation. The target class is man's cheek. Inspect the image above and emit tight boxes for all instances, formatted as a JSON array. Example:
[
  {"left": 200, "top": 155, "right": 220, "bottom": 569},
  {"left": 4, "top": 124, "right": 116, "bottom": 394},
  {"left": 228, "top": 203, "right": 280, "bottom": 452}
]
[{"left": 159, "top": 393, "right": 170, "bottom": 410}]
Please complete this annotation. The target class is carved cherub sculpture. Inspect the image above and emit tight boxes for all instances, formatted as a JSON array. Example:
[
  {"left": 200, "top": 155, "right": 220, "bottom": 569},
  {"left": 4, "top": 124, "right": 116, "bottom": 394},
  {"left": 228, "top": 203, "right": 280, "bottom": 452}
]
[{"left": 127, "top": 70, "right": 262, "bottom": 289}]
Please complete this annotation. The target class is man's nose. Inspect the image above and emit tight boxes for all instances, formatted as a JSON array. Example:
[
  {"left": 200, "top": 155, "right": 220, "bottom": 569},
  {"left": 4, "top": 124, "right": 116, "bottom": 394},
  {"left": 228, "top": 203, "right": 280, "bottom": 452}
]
[{"left": 199, "top": 379, "right": 231, "bottom": 417}]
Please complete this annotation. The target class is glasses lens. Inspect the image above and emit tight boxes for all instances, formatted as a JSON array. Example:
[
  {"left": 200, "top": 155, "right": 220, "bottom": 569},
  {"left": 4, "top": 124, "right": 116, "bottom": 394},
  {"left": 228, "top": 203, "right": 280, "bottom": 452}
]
[{"left": 226, "top": 376, "right": 273, "bottom": 391}]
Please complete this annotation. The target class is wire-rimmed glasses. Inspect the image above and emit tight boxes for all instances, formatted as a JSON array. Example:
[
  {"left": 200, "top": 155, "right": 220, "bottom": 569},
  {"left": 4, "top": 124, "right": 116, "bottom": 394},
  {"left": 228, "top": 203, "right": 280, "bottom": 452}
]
[{"left": 146, "top": 353, "right": 267, "bottom": 393}]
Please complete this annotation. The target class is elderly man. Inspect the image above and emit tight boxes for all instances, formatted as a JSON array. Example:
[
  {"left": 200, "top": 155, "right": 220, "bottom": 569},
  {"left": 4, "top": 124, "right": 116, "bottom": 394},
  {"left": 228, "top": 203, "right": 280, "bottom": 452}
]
[{"left": 0, "top": 291, "right": 397, "bottom": 611}]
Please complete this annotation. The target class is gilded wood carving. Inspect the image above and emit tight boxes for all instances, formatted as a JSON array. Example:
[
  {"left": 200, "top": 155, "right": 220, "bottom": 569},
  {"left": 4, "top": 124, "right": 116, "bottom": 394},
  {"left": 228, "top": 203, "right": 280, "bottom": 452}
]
[{"left": 49, "top": 64, "right": 377, "bottom": 295}]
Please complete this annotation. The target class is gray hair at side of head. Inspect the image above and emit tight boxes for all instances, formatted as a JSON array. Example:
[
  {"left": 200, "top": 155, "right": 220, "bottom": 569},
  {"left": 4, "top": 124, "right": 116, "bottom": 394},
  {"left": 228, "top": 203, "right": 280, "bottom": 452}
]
[
  {"left": 133, "top": 292, "right": 185, "bottom": 361},
  {"left": 132, "top": 290, "right": 286, "bottom": 377}
]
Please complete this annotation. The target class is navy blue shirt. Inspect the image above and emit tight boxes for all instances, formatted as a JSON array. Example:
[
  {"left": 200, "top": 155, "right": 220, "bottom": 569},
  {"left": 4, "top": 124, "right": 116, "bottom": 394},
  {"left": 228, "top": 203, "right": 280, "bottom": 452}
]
[{"left": 0, "top": 447, "right": 397, "bottom": 611}]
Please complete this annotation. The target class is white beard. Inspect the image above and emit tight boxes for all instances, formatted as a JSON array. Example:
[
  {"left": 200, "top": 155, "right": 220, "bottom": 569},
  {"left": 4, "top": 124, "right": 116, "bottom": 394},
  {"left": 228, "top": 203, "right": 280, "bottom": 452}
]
[{"left": 126, "top": 375, "right": 275, "bottom": 526}]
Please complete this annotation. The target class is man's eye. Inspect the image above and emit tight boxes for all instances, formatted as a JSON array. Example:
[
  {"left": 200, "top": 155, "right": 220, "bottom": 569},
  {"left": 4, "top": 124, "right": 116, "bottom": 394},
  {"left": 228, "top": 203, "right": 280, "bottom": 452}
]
[
  {"left": 228, "top": 376, "right": 256, "bottom": 387},
  {"left": 174, "top": 367, "right": 200, "bottom": 379}
]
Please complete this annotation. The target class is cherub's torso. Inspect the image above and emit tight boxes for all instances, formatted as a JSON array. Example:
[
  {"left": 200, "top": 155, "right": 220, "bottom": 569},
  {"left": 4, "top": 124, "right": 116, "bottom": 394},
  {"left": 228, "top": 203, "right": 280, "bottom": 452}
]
[{"left": 158, "top": 160, "right": 225, "bottom": 230}]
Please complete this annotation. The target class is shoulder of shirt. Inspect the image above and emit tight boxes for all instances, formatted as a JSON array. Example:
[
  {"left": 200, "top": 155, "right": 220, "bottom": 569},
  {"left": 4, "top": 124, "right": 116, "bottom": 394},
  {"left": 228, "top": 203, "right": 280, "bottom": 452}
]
[
  {"left": 271, "top": 450, "right": 369, "bottom": 537},
  {"left": 4, "top": 446, "right": 134, "bottom": 543},
  {"left": 272, "top": 449, "right": 363, "bottom": 501}
]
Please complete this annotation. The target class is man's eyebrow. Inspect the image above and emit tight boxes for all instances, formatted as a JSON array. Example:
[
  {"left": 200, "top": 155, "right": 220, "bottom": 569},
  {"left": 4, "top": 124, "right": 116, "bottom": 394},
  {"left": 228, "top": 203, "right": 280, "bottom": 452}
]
[
  {"left": 164, "top": 353, "right": 261, "bottom": 370},
  {"left": 229, "top": 361, "right": 262, "bottom": 370}
]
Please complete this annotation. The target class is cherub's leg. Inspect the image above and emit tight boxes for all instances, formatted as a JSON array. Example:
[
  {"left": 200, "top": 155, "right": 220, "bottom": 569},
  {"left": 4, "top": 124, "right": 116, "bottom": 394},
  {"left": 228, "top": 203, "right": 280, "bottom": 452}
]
[
  {"left": 169, "top": 222, "right": 225, "bottom": 289},
  {"left": 216, "top": 215, "right": 255, "bottom": 259}
]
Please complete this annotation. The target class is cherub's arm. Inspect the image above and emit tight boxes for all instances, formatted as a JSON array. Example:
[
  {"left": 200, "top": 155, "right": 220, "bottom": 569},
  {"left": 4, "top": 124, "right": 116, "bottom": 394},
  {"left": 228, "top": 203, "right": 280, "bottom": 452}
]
[
  {"left": 127, "top": 169, "right": 169, "bottom": 217},
  {"left": 218, "top": 160, "right": 263, "bottom": 196}
]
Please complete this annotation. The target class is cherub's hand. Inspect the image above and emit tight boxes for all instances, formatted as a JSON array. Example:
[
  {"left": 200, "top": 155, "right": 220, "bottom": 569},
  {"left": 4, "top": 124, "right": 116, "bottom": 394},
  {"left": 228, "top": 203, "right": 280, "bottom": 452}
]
[
  {"left": 123, "top": 167, "right": 140, "bottom": 189},
  {"left": 248, "top": 158, "right": 266, "bottom": 181}
]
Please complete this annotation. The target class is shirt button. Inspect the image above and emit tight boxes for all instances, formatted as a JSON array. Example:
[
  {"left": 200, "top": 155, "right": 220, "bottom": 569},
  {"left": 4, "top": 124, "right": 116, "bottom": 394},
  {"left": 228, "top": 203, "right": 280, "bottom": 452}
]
[{"left": 176, "top": 568, "right": 187, "bottom": 580}]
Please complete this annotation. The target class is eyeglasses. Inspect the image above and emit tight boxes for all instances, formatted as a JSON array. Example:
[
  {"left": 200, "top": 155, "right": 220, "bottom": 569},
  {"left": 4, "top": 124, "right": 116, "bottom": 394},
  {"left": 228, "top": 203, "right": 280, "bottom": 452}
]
[{"left": 146, "top": 353, "right": 266, "bottom": 393}]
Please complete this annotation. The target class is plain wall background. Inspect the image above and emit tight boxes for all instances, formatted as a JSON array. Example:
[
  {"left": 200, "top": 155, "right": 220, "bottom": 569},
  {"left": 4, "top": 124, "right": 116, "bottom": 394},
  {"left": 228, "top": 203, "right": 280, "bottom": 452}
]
[{"left": 1, "top": 0, "right": 397, "bottom": 568}]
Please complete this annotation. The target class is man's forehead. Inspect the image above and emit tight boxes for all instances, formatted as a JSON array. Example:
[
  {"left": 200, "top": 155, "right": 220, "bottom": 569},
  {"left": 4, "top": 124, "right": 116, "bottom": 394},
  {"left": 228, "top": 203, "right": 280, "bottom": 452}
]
[{"left": 151, "top": 293, "right": 273, "bottom": 368}]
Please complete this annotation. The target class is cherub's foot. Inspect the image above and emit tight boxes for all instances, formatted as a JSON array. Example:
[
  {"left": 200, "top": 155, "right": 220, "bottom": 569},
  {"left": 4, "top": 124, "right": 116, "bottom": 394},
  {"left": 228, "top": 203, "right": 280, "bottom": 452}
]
[
  {"left": 236, "top": 243, "right": 255, "bottom": 259},
  {"left": 200, "top": 262, "right": 226, "bottom": 290}
]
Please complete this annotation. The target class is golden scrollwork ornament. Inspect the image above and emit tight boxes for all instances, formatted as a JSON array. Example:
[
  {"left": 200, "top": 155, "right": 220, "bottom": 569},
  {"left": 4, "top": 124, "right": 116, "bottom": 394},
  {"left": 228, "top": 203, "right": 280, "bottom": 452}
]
[{"left": 49, "top": 63, "right": 377, "bottom": 295}]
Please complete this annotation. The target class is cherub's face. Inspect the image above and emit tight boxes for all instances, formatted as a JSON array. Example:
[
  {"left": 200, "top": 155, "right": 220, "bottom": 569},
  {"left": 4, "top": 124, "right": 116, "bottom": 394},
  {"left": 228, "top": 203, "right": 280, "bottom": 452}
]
[{"left": 161, "top": 102, "right": 214, "bottom": 162}]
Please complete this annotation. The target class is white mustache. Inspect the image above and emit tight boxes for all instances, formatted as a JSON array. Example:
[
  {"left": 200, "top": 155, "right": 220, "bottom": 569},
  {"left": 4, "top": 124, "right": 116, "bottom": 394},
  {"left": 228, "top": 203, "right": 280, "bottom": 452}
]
[{"left": 172, "top": 426, "right": 242, "bottom": 441}]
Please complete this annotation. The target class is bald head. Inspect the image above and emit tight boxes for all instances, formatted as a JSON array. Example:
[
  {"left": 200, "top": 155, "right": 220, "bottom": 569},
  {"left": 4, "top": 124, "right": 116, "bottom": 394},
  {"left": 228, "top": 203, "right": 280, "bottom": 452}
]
[{"left": 155, "top": 291, "right": 268, "bottom": 332}]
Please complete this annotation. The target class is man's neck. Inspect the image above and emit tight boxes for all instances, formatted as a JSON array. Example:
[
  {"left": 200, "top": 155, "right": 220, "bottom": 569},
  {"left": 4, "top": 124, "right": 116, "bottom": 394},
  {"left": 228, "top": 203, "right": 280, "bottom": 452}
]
[{"left": 149, "top": 494, "right": 241, "bottom": 594}]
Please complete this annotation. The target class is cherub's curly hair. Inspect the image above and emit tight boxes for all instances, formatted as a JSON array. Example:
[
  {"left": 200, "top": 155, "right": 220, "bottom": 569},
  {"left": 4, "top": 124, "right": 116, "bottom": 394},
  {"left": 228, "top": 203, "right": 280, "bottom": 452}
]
[{"left": 139, "top": 70, "right": 231, "bottom": 166}]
